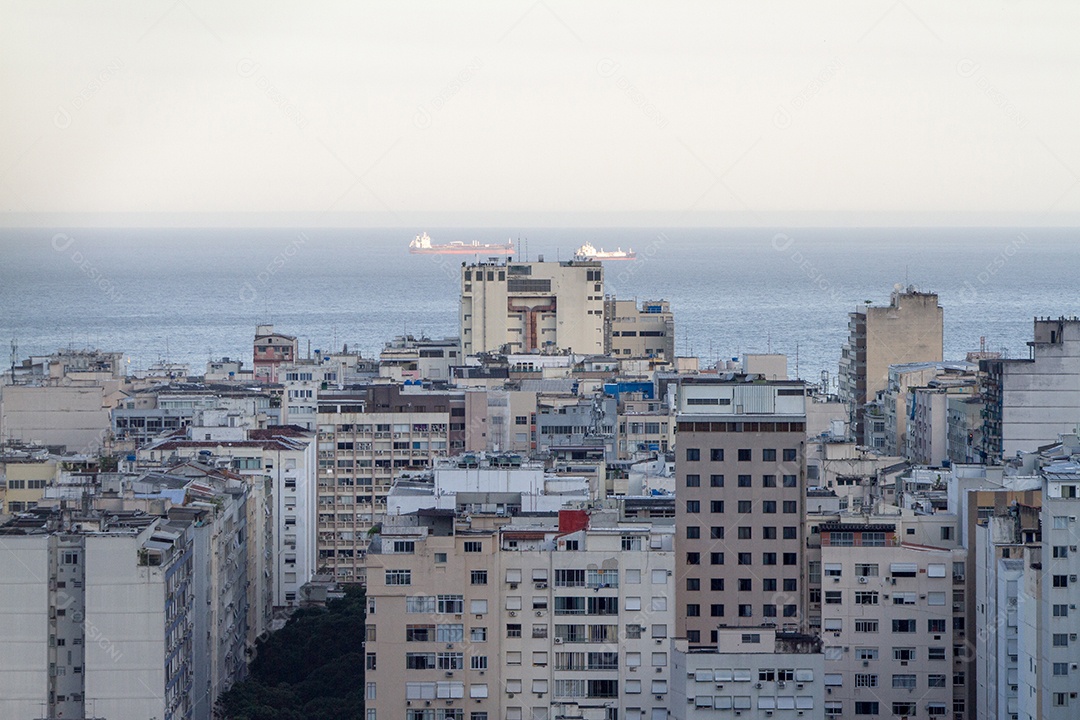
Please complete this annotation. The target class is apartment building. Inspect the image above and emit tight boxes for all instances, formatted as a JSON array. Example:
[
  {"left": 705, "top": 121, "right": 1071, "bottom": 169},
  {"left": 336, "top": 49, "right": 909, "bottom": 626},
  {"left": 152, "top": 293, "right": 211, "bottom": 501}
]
[
  {"left": 839, "top": 288, "right": 944, "bottom": 438},
  {"left": 463, "top": 386, "right": 539, "bottom": 455},
  {"left": 461, "top": 259, "right": 605, "bottom": 356},
  {"left": 253, "top": 324, "right": 298, "bottom": 383},
  {"left": 675, "top": 376, "right": 809, "bottom": 646},
  {"left": 670, "top": 631, "right": 824, "bottom": 720},
  {"left": 380, "top": 335, "right": 461, "bottom": 381},
  {"left": 138, "top": 424, "right": 317, "bottom": 609},
  {"left": 0, "top": 444, "right": 55, "bottom": 513},
  {"left": 908, "top": 382, "right": 978, "bottom": 467},
  {"left": 316, "top": 384, "right": 465, "bottom": 583},
  {"left": 617, "top": 393, "right": 674, "bottom": 460},
  {"left": 979, "top": 317, "right": 1080, "bottom": 460},
  {"left": 814, "top": 521, "right": 965, "bottom": 719},
  {"left": 604, "top": 297, "right": 675, "bottom": 360},
  {"left": 365, "top": 506, "right": 675, "bottom": 720},
  {"left": 877, "top": 361, "right": 976, "bottom": 458},
  {"left": 386, "top": 455, "right": 590, "bottom": 516},
  {"left": 946, "top": 396, "right": 985, "bottom": 465},
  {"left": 0, "top": 509, "right": 195, "bottom": 720}
]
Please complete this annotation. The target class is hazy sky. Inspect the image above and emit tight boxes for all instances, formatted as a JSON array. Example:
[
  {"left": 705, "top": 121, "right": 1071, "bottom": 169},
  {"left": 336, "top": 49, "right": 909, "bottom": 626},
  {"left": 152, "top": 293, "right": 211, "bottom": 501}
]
[{"left": 2, "top": 1, "right": 1078, "bottom": 226}]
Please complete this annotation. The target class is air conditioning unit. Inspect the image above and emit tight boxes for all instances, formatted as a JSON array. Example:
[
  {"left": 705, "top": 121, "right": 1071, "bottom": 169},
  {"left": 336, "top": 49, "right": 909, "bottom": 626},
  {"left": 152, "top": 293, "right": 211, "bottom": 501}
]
[
  {"left": 510, "top": 584, "right": 518, "bottom": 589},
  {"left": 858, "top": 576, "right": 868, "bottom": 584},
  {"left": 536, "top": 583, "right": 548, "bottom": 589},
  {"left": 833, "top": 577, "right": 840, "bottom": 583},
  {"left": 445, "top": 671, "right": 453, "bottom": 677},
  {"left": 1071, "top": 575, "right": 1078, "bottom": 582},
  {"left": 755, "top": 683, "right": 762, "bottom": 689},
  {"left": 509, "top": 611, "right": 516, "bottom": 617},
  {"left": 778, "top": 681, "right": 786, "bottom": 688},
  {"left": 553, "top": 638, "right": 563, "bottom": 645},
  {"left": 656, "top": 695, "right": 664, "bottom": 701}
]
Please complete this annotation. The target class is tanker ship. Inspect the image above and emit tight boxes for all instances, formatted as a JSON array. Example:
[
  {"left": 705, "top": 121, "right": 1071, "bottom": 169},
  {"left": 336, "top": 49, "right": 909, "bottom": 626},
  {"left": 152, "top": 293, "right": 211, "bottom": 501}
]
[
  {"left": 573, "top": 242, "right": 637, "bottom": 260},
  {"left": 409, "top": 232, "right": 515, "bottom": 255}
]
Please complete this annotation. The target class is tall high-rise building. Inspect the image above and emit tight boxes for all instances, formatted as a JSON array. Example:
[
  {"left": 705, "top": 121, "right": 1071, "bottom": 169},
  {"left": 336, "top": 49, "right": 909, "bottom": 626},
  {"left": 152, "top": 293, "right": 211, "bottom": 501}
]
[
  {"left": 460, "top": 259, "right": 605, "bottom": 356},
  {"left": 674, "top": 376, "right": 808, "bottom": 647},
  {"left": 979, "top": 317, "right": 1080, "bottom": 461},
  {"left": 839, "top": 287, "right": 944, "bottom": 438},
  {"left": 316, "top": 384, "right": 465, "bottom": 583}
]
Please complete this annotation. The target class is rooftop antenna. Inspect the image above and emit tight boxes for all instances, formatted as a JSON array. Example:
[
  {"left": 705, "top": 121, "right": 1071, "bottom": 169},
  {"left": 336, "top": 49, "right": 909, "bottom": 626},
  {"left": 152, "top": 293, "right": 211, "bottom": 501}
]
[
  {"left": 795, "top": 343, "right": 799, "bottom": 380},
  {"left": 9, "top": 338, "right": 16, "bottom": 383}
]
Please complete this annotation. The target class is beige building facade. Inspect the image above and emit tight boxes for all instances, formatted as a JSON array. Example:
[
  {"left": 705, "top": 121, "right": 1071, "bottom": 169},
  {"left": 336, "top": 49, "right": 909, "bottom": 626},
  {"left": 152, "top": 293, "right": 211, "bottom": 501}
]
[{"left": 461, "top": 260, "right": 605, "bottom": 356}]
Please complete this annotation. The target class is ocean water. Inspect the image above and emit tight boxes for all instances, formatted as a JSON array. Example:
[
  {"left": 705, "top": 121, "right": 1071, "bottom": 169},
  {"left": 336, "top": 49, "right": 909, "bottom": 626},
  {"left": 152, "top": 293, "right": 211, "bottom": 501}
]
[{"left": 0, "top": 227, "right": 1075, "bottom": 386}]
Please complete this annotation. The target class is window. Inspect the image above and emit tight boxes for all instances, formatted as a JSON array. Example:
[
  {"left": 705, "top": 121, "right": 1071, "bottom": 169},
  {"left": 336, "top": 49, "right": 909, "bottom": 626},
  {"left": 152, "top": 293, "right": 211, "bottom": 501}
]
[
  {"left": 737, "top": 500, "right": 752, "bottom": 513},
  {"left": 471, "top": 656, "right": 488, "bottom": 670},
  {"left": 783, "top": 474, "right": 797, "bottom": 487},
  {"left": 712, "top": 500, "right": 725, "bottom": 513},
  {"left": 686, "top": 604, "right": 700, "bottom": 616},
  {"left": 855, "top": 563, "right": 878, "bottom": 577},
  {"left": 1054, "top": 693, "right": 1070, "bottom": 707},
  {"left": 825, "top": 591, "right": 842, "bottom": 605},
  {"left": 762, "top": 474, "right": 776, "bottom": 487},
  {"left": 626, "top": 624, "right": 642, "bottom": 639},
  {"left": 386, "top": 570, "right": 411, "bottom": 586},
  {"left": 928, "top": 647, "right": 946, "bottom": 660},
  {"left": 855, "top": 620, "right": 878, "bottom": 633},
  {"left": 506, "top": 624, "right": 522, "bottom": 638},
  {"left": 685, "top": 500, "right": 700, "bottom": 514},
  {"left": 763, "top": 448, "right": 777, "bottom": 461},
  {"left": 711, "top": 578, "right": 724, "bottom": 591},
  {"left": 783, "top": 552, "right": 797, "bottom": 565},
  {"left": 1053, "top": 633, "right": 1070, "bottom": 647},
  {"left": 463, "top": 541, "right": 482, "bottom": 553},
  {"left": 1054, "top": 604, "right": 1069, "bottom": 617},
  {"left": 855, "top": 674, "right": 878, "bottom": 688},
  {"left": 710, "top": 526, "right": 724, "bottom": 539},
  {"left": 685, "top": 526, "right": 700, "bottom": 539},
  {"left": 710, "top": 474, "right": 724, "bottom": 487},
  {"left": 738, "top": 527, "right": 753, "bottom": 540},
  {"left": 738, "top": 474, "right": 752, "bottom": 487},
  {"left": 855, "top": 592, "right": 878, "bottom": 605},
  {"left": 1054, "top": 575, "right": 1070, "bottom": 588},
  {"left": 892, "top": 619, "right": 916, "bottom": 633},
  {"left": 711, "top": 552, "right": 724, "bottom": 565},
  {"left": 762, "top": 526, "right": 777, "bottom": 539},
  {"left": 686, "top": 448, "right": 700, "bottom": 461},
  {"left": 783, "top": 578, "right": 797, "bottom": 592},
  {"left": 856, "top": 647, "right": 878, "bottom": 660},
  {"left": 471, "top": 570, "right": 488, "bottom": 585},
  {"left": 686, "top": 578, "right": 699, "bottom": 591},
  {"left": 783, "top": 448, "right": 797, "bottom": 462},
  {"left": 928, "top": 618, "right": 946, "bottom": 633},
  {"left": 737, "top": 448, "right": 752, "bottom": 461},
  {"left": 824, "top": 563, "right": 842, "bottom": 577},
  {"left": 710, "top": 448, "right": 724, "bottom": 461},
  {"left": 927, "top": 674, "right": 947, "bottom": 688},
  {"left": 685, "top": 474, "right": 700, "bottom": 488},
  {"left": 738, "top": 553, "right": 751, "bottom": 565},
  {"left": 710, "top": 604, "right": 725, "bottom": 616},
  {"left": 438, "top": 595, "right": 464, "bottom": 613},
  {"left": 762, "top": 552, "right": 777, "bottom": 565},
  {"left": 738, "top": 604, "right": 752, "bottom": 617},
  {"left": 437, "top": 624, "right": 463, "bottom": 642}
]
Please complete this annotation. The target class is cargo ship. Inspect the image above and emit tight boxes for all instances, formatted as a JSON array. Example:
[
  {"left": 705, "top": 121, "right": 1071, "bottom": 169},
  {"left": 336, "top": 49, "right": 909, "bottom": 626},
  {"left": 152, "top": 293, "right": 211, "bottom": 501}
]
[
  {"left": 573, "top": 242, "right": 636, "bottom": 261},
  {"left": 409, "top": 232, "right": 515, "bottom": 255}
]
